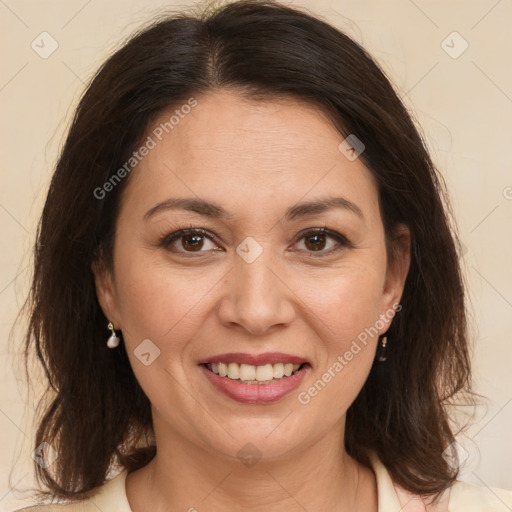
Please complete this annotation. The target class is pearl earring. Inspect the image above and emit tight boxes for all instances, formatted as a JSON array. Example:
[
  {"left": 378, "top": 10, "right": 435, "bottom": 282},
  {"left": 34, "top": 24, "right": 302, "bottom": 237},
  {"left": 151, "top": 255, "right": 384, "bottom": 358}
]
[
  {"left": 107, "top": 322, "right": 120, "bottom": 348},
  {"left": 378, "top": 336, "right": 388, "bottom": 362}
]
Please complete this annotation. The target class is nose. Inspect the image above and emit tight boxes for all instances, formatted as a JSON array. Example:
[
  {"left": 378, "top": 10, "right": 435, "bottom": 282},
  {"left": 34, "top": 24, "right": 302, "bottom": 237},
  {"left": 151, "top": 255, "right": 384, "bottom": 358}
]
[{"left": 217, "top": 249, "right": 296, "bottom": 336}]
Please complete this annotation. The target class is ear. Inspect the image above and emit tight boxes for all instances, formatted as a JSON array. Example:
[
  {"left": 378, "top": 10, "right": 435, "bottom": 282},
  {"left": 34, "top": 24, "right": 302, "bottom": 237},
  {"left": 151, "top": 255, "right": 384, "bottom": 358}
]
[
  {"left": 91, "top": 257, "right": 121, "bottom": 328},
  {"left": 379, "top": 223, "right": 411, "bottom": 333}
]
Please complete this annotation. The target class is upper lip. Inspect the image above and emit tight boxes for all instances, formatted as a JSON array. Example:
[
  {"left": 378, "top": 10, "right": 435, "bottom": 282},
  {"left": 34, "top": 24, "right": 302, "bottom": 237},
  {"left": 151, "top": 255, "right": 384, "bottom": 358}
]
[{"left": 201, "top": 352, "right": 308, "bottom": 366}]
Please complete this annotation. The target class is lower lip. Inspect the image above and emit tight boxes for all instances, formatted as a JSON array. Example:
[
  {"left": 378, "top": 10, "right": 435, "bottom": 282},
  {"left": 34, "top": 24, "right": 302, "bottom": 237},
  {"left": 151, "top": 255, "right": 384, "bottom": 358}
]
[{"left": 200, "top": 364, "right": 309, "bottom": 404}]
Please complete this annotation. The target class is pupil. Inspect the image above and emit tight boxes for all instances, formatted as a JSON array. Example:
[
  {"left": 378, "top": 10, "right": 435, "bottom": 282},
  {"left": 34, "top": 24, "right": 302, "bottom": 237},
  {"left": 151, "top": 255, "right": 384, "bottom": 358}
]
[
  {"left": 306, "top": 234, "right": 326, "bottom": 251},
  {"left": 183, "top": 235, "right": 203, "bottom": 251}
]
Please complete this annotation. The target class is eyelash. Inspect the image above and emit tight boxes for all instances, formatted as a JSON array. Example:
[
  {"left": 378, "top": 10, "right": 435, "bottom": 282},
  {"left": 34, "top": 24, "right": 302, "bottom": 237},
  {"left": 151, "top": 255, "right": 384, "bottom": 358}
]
[{"left": 159, "top": 225, "right": 353, "bottom": 257}]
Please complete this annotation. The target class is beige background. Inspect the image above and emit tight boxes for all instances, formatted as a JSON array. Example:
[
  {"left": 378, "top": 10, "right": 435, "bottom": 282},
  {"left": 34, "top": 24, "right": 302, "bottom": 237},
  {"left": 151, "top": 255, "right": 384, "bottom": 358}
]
[{"left": 1, "top": 0, "right": 511, "bottom": 509}]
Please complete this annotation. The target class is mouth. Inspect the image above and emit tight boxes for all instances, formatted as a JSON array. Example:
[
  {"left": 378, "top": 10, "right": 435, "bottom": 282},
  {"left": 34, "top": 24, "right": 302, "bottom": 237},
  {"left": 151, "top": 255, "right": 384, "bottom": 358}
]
[
  {"left": 202, "top": 361, "right": 307, "bottom": 384},
  {"left": 199, "top": 353, "right": 311, "bottom": 404}
]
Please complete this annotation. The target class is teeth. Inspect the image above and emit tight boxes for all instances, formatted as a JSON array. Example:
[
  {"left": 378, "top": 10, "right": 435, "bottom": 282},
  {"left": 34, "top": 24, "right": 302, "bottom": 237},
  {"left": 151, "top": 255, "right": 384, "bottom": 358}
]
[
  {"left": 239, "top": 364, "right": 256, "bottom": 380},
  {"left": 218, "top": 362, "right": 228, "bottom": 377},
  {"left": 227, "top": 362, "right": 239, "bottom": 379},
  {"left": 273, "top": 363, "right": 284, "bottom": 379},
  {"left": 207, "top": 362, "right": 302, "bottom": 382},
  {"left": 256, "top": 364, "right": 274, "bottom": 381}
]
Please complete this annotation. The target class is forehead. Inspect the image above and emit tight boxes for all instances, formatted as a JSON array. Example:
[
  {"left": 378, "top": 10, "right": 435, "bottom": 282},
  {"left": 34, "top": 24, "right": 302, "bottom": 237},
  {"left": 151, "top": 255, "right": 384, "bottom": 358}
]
[{"left": 121, "top": 90, "right": 379, "bottom": 225}]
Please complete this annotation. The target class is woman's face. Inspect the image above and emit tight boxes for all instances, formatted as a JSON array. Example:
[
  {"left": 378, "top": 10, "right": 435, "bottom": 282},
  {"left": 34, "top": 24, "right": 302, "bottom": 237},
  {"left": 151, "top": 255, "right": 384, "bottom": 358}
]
[{"left": 95, "top": 90, "right": 409, "bottom": 462}]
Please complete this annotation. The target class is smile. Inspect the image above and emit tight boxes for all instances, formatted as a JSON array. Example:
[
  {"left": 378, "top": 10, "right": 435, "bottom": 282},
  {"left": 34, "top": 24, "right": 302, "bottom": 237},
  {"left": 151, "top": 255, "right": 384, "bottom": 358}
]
[
  {"left": 199, "top": 353, "right": 311, "bottom": 404},
  {"left": 206, "top": 362, "right": 302, "bottom": 383}
]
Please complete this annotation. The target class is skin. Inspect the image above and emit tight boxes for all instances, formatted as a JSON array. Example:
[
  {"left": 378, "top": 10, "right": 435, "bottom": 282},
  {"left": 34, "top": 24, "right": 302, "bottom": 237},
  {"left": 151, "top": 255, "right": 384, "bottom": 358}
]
[{"left": 94, "top": 90, "right": 410, "bottom": 512}]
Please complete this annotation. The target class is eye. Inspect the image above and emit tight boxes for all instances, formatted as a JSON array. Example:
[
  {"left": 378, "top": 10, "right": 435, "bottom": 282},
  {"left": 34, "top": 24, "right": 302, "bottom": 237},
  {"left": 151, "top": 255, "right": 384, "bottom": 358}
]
[
  {"left": 160, "top": 226, "right": 352, "bottom": 257},
  {"left": 293, "top": 228, "right": 352, "bottom": 256},
  {"left": 160, "top": 228, "right": 221, "bottom": 254}
]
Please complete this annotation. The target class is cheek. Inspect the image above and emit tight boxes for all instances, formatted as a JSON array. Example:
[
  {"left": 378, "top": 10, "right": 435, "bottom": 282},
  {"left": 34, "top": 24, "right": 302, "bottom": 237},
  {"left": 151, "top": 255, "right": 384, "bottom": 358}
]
[
  {"left": 111, "top": 254, "right": 219, "bottom": 409},
  {"left": 295, "top": 265, "right": 384, "bottom": 400},
  {"left": 301, "top": 263, "right": 386, "bottom": 341},
  {"left": 295, "top": 273, "right": 382, "bottom": 417},
  {"left": 112, "top": 250, "right": 224, "bottom": 346}
]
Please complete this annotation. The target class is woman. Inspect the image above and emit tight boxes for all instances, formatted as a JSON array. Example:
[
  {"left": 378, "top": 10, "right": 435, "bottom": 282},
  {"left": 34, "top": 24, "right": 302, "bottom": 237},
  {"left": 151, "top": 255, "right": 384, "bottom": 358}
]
[{"left": 16, "top": 1, "right": 512, "bottom": 511}]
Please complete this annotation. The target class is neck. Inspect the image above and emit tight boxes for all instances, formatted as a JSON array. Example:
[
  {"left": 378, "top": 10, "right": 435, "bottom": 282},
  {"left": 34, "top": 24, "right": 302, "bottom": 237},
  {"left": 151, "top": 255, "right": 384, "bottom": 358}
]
[{"left": 126, "top": 417, "right": 378, "bottom": 512}]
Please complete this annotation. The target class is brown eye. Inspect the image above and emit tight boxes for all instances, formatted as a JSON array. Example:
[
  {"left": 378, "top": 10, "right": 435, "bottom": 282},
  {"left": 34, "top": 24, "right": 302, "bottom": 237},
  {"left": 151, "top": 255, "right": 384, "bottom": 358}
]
[
  {"left": 161, "top": 228, "right": 219, "bottom": 254},
  {"left": 294, "top": 228, "right": 353, "bottom": 256},
  {"left": 181, "top": 234, "right": 205, "bottom": 251},
  {"left": 304, "top": 233, "right": 327, "bottom": 251}
]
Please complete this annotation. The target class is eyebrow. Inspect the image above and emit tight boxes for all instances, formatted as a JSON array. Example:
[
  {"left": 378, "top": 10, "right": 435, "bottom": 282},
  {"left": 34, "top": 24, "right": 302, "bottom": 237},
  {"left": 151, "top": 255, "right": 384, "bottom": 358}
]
[
  {"left": 285, "top": 196, "right": 363, "bottom": 221},
  {"left": 143, "top": 196, "right": 364, "bottom": 222},
  {"left": 144, "top": 197, "right": 235, "bottom": 221}
]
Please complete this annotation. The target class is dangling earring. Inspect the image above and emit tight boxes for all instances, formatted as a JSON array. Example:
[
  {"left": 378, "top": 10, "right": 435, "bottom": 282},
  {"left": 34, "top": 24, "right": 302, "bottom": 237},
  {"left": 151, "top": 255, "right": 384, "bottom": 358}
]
[
  {"left": 378, "top": 336, "right": 387, "bottom": 362},
  {"left": 107, "top": 321, "right": 120, "bottom": 348}
]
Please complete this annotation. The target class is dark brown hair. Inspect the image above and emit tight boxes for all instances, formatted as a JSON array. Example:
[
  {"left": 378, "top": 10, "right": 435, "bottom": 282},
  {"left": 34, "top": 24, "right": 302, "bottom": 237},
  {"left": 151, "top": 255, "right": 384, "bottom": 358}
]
[{"left": 21, "top": 0, "right": 472, "bottom": 503}]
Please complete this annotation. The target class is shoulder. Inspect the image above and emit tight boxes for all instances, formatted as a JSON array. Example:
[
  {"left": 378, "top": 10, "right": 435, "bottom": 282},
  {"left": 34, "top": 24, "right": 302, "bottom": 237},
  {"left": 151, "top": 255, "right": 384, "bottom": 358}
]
[
  {"left": 448, "top": 479, "right": 512, "bottom": 511},
  {"left": 13, "top": 470, "right": 132, "bottom": 512},
  {"left": 368, "top": 450, "right": 512, "bottom": 512},
  {"left": 394, "top": 479, "right": 512, "bottom": 512}
]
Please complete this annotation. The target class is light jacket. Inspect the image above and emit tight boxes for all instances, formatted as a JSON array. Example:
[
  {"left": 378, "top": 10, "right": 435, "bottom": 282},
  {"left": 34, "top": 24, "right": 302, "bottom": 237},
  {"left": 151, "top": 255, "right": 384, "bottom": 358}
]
[{"left": 15, "top": 452, "right": 512, "bottom": 511}]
